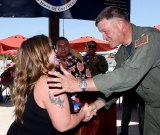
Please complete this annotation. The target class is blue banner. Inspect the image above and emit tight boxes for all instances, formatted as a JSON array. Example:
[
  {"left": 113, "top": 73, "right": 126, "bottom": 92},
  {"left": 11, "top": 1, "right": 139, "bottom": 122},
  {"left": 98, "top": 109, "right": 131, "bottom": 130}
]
[{"left": 0, "top": 0, "right": 130, "bottom": 20}]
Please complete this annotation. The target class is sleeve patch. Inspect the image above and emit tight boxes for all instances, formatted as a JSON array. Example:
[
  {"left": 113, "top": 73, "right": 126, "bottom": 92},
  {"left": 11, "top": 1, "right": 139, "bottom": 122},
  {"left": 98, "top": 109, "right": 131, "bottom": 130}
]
[{"left": 135, "top": 35, "right": 148, "bottom": 48}]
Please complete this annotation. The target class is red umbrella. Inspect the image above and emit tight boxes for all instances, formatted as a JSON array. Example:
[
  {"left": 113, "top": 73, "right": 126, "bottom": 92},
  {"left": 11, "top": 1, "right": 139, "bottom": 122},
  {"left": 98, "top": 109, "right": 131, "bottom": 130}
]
[
  {"left": 69, "top": 36, "right": 114, "bottom": 52},
  {"left": 154, "top": 25, "right": 160, "bottom": 30},
  {"left": 0, "top": 50, "right": 17, "bottom": 55},
  {"left": 0, "top": 34, "right": 27, "bottom": 51}
]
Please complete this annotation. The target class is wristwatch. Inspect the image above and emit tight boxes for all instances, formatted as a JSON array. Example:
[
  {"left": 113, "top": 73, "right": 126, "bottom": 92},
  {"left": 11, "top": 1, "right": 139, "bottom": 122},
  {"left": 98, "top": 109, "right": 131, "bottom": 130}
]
[{"left": 80, "top": 79, "right": 87, "bottom": 92}]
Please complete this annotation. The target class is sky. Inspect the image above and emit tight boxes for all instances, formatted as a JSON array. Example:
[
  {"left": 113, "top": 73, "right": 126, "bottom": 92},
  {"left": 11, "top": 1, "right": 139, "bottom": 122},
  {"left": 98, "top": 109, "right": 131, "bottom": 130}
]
[{"left": 0, "top": 0, "right": 160, "bottom": 40}]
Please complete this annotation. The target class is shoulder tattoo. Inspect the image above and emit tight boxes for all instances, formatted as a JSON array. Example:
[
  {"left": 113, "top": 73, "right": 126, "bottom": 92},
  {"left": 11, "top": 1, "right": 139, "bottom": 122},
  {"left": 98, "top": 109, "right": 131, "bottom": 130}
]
[{"left": 48, "top": 90, "right": 64, "bottom": 108}]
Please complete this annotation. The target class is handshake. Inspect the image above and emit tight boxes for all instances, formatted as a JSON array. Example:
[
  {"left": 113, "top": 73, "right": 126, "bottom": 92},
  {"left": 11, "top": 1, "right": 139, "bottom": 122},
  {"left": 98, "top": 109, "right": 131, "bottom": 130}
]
[{"left": 80, "top": 102, "right": 98, "bottom": 122}]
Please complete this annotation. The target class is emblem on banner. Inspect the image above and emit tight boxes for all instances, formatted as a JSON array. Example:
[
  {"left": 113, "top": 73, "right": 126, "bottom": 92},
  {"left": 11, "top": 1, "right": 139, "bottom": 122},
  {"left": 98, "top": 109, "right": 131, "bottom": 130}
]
[{"left": 35, "top": 0, "right": 77, "bottom": 12}]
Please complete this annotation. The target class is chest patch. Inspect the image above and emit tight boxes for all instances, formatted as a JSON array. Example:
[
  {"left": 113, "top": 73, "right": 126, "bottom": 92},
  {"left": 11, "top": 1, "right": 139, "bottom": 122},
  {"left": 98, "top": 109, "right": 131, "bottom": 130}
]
[{"left": 135, "top": 35, "right": 148, "bottom": 48}]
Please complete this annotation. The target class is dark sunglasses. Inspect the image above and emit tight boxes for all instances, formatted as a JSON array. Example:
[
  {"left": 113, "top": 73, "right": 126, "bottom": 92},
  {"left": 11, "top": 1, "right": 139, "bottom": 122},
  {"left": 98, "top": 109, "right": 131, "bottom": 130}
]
[{"left": 88, "top": 45, "right": 96, "bottom": 48}]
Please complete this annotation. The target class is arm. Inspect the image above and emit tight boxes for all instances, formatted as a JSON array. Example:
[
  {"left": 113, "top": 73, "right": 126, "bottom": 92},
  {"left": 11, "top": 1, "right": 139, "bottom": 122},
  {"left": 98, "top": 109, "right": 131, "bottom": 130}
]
[
  {"left": 48, "top": 31, "right": 156, "bottom": 97},
  {"left": 90, "top": 97, "right": 107, "bottom": 111},
  {"left": 37, "top": 76, "right": 91, "bottom": 132},
  {"left": 79, "top": 98, "right": 107, "bottom": 122},
  {"left": 47, "top": 66, "right": 98, "bottom": 95}
]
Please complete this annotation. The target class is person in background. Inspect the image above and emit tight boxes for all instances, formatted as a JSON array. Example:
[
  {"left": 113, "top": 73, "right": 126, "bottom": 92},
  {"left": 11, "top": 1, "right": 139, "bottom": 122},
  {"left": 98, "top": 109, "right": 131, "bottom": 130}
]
[
  {"left": 55, "top": 37, "right": 115, "bottom": 135},
  {"left": 0, "top": 64, "right": 15, "bottom": 103},
  {"left": 7, "top": 35, "right": 93, "bottom": 135},
  {"left": 47, "top": 6, "right": 160, "bottom": 135},
  {"left": 83, "top": 40, "right": 108, "bottom": 76},
  {"left": 55, "top": 37, "right": 98, "bottom": 135},
  {"left": 55, "top": 37, "right": 91, "bottom": 114}
]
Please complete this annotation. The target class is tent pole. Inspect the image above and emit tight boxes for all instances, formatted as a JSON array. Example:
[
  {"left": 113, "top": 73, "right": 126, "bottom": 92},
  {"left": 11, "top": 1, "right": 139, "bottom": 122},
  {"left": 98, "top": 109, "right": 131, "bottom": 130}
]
[
  {"left": 49, "top": 17, "right": 59, "bottom": 45},
  {"left": 62, "top": 19, "right": 65, "bottom": 37}
]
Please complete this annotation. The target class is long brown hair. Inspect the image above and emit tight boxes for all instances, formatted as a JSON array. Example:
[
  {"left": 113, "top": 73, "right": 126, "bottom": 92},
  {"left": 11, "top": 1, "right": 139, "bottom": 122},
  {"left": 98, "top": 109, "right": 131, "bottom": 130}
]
[{"left": 12, "top": 35, "right": 54, "bottom": 122}]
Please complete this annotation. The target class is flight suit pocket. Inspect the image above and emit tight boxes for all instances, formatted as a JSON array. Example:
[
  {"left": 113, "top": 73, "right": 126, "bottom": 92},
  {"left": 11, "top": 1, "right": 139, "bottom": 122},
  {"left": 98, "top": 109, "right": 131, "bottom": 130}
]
[{"left": 136, "top": 86, "right": 151, "bottom": 105}]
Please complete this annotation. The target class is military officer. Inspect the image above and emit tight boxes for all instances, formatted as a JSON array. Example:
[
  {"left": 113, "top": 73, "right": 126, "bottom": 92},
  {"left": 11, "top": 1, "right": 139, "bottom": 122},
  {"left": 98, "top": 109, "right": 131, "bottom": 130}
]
[
  {"left": 115, "top": 40, "right": 145, "bottom": 135},
  {"left": 47, "top": 6, "right": 160, "bottom": 135}
]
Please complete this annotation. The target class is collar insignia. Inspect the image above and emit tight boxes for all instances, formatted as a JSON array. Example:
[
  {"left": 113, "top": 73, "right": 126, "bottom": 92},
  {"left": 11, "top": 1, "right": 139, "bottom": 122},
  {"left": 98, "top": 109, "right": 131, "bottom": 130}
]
[{"left": 135, "top": 34, "right": 148, "bottom": 48}]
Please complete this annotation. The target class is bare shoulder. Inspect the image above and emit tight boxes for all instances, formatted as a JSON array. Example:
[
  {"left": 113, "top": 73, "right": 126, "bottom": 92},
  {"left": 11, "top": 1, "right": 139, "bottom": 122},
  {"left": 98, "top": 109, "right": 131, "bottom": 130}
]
[
  {"left": 36, "top": 75, "right": 48, "bottom": 91},
  {"left": 34, "top": 75, "right": 49, "bottom": 108}
]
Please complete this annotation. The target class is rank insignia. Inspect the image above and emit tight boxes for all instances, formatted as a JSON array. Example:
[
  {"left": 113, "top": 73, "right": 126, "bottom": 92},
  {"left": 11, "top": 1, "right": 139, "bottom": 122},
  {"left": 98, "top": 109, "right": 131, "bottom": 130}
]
[{"left": 135, "top": 34, "right": 148, "bottom": 48}]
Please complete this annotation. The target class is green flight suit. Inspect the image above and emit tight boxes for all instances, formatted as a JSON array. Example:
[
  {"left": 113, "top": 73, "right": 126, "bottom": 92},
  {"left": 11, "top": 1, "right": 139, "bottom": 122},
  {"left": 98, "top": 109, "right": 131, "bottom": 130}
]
[
  {"left": 115, "top": 40, "right": 144, "bottom": 135},
  {"left": 93, "top": 24, "right": 160, "bottom": 135}
]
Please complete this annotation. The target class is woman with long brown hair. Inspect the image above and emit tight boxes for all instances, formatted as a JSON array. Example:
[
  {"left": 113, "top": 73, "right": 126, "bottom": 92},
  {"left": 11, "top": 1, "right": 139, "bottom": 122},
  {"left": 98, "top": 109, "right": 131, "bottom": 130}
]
[{"left": 7, "top": 35, "right": 92, "bottom": 135}]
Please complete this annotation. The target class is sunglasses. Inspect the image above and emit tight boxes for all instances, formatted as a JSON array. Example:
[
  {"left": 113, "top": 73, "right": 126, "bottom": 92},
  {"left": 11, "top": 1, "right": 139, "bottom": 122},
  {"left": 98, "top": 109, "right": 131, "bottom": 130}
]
[{"left": 88, "top": 45, "right": 96, "bottom": 48}]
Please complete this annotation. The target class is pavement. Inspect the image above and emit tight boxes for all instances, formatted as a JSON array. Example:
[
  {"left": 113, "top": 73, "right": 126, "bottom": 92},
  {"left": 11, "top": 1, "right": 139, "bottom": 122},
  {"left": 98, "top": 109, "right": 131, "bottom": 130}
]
[
  {"left": 0, "top": 100, "right": 14, "bottom": 135},
  {"left": 0, "top": 96, "right": 140, "bottom": 135}
]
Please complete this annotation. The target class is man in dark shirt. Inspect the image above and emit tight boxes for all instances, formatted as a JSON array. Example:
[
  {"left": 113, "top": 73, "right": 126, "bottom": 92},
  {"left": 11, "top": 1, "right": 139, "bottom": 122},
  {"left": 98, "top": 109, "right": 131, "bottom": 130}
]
[{"left": 83, "top": 41, "right": 108, "bottom": 76}]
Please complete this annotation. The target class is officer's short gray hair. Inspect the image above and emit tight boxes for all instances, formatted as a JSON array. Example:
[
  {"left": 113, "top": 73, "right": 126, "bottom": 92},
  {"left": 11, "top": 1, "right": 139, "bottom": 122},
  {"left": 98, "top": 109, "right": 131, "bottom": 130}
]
[{"left": 95, "top": 6, "right": 129, "bottom": 26}]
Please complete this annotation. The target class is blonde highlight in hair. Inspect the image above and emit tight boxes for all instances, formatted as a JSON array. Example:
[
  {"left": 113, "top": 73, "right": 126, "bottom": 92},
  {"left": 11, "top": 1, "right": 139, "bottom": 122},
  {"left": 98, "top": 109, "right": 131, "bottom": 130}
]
[{"left": 12, "top": 35, "right": 54, "bottom": 123}]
